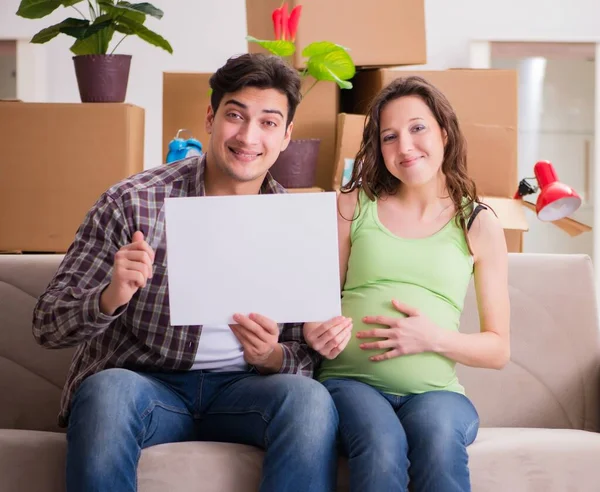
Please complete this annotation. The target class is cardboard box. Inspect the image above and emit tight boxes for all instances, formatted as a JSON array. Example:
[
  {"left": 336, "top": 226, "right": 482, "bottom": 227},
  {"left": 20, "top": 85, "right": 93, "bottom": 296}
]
[
  {"left": 481, "top": 197, "right": 529, "bottom": 253},
  {"left": 332, "top": 113, "right": 528, "bottom": 252},
  {"left": 294, "top": 79, "right": 339, "bottom": 190},
  {"left": 0, "top": 102, "right": 144, "bottom": 252},
  {"left": 246, "top": 0, "right": 426, "bottom": 68},
  {"left": 287, "top": 187, "right": 324, "bottom": 193},
  {"left": 332, "top": 113, "right": 365, "bottom": 190},
  {"left": 163, "top": 72, "right": 339, "bottom": 191},
  {"left": 162, "top": 72, "right": 212, "bottom": 163},
  {"left": 351, "top": 69, "right": 518, "bottom": 198}
]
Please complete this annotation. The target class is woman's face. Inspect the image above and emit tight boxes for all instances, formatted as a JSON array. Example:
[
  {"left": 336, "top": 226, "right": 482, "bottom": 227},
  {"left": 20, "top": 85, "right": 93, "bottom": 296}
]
[{"left": 379, "top": 95, "right": 446, "bottom": 188}]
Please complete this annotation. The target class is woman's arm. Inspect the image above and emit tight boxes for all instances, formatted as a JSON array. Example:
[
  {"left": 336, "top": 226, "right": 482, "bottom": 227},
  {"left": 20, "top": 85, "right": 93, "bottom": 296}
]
[{"left": 432, "top": 207, "right": 511, "bottom": 369}]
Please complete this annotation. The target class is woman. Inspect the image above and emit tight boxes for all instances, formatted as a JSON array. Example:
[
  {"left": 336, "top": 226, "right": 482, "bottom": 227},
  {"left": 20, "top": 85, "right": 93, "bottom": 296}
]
[{"left": 304, "top": 76, "right": 510, "bottom": 492}]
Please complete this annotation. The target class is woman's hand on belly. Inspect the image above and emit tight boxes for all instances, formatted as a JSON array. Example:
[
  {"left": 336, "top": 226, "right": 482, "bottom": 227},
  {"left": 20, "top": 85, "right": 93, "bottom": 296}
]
[{"left": 357, "top": 299, "right": 444, "bottom": 362}]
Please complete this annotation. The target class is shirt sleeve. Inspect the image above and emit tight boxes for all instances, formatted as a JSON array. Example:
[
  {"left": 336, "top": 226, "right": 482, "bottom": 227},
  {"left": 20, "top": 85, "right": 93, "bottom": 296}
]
[
  {"left": 32, "top": 192, "right": 129, "bottom": 348},
  {"left": 277, "top": 322, "right": 323, "bottom": 377}
]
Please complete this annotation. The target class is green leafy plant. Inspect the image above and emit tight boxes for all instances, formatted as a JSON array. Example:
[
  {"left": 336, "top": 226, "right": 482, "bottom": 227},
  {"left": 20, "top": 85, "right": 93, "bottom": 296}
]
[
  {"left": 247, "top": 3, "right": 355, "bottom": 95},
  {"left": 16, "top": 0, "right": 173, "bottom": 56}
]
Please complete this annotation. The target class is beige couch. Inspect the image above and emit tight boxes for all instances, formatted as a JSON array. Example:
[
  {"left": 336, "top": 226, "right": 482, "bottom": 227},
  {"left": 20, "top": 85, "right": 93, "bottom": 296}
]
[{"left": 1, "top": 253, "right": 600, "bottom": 491}]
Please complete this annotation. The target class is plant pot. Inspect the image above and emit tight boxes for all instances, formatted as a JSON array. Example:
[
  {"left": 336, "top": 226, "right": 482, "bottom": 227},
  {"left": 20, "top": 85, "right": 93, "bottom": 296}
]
[
  {"left": 73, "top": 54, "right": 132, "bottom": 103},
  {"left": 269, "top": 139, "right": 320, "bottom": 188}
]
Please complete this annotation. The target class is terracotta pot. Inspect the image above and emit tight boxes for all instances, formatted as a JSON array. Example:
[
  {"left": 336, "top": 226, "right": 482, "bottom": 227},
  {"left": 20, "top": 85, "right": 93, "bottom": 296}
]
[
  {"left": 73, "top": 54, "right": 131, "bottom": 103},
  {"left": 269, "top": 138, "right": 320, "bottom": 188}
]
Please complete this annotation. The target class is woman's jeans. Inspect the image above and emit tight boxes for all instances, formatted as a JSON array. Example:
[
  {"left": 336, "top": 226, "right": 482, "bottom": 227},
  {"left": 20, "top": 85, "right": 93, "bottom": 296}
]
[{"left": 323, "top": 378, "right": 479, "bottom": 492}]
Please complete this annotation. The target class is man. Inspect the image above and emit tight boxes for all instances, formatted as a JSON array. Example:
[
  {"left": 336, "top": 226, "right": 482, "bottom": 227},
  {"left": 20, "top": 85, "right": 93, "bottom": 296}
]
[{"left": 33, "top": 53, "right": 338, "bottom": 492}]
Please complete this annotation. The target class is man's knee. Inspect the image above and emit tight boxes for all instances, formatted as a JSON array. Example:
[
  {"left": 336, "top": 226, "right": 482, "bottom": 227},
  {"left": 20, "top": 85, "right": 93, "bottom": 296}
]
[
  {"left": 275, "top": 376, "right": 335, "bottom": 415},
  {"left": 69, "top": 368, "right": 146, "bottom": 429},
  {"left": 266, "top": 375, "right": 337, "bottom": 440}
]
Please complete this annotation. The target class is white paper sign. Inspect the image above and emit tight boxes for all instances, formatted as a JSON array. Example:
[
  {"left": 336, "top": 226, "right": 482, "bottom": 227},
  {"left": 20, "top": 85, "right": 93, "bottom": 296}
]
[{"left": 164, "top": 192, "right": 341, "bottom": 326}]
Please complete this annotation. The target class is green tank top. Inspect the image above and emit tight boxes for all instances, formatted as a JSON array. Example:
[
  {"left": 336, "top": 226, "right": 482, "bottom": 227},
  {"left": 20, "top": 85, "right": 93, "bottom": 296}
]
[{"left": 318, "top": 190, "right": 474, "bottom": 396}]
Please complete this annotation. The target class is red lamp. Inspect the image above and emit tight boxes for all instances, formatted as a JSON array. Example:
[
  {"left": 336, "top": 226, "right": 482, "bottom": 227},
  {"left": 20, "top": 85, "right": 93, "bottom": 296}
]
[{"left": 514, "top": 160, "right": 582, "bottom": 222}]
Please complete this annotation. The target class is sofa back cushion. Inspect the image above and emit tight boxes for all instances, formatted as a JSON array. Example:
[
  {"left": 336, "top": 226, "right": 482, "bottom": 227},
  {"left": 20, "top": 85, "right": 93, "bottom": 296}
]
[
  {"left": 1, "top": 253, "right": 599, "bottom": 432},
  {"left": 0, "top": 254, "right": 72, "bottom": 432},
  {"left": 459, "top": 253, "right": 600, "bottom": 431}
]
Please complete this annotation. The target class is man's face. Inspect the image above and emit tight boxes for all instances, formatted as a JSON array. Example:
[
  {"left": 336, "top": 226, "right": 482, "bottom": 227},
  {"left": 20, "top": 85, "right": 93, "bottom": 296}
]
[{"left": 205, "top": 86, "right": 293, "bottom": 184}]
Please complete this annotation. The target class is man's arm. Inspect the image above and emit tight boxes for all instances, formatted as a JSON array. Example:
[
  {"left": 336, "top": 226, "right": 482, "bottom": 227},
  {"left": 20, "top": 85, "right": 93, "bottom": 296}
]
[
  {"left": 32, "top": 193, "right": 127, "bottom": 349},
  {"left": 277, "top": 322, "right": 322, "bottom": 377}
]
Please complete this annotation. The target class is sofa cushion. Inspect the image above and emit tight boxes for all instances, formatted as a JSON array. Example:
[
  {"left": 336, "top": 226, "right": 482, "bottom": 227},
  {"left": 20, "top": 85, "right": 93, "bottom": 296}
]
[
  {"left": 0, "top": 429, "right": 66, "bottom": 492},
  {"left": 3, "top": 253, "right": 600, "bottom": 434},
  {"left": 0, "top": 254, "right": 73, "bottom": 432},
  {"left": 3, "top": 428, "right": 600, "bottom": 492},
  {"left": 469, "top": 428, "right": 600, "bottom": 491},
  {"left": 458, "top": 254, "right": 600, "bottom": 431}
]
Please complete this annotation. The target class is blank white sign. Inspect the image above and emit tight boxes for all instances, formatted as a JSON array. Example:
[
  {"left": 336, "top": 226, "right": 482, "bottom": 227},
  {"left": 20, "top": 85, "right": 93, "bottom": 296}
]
[{"left": 164, "top": 192, "right": 341, "bottom": 326}]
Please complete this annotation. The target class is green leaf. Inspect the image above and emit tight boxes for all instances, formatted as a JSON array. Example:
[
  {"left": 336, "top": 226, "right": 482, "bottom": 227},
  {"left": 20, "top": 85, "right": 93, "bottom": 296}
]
[
  {"left": 114, "top": 23, "right": 134, "bottom": 35},
  {"left": 31, "top": 17, "right": 89, "bottom": 44},
  {"left": 87, "top": 0, "right": 97, "bottom": 20},
  {"left": 246, "top": 36, "right": 295, "bottom": 57},
  {"left": 61, "top": 0, "right": 85, "bottom": 7},
  {"left": 306, "top": 45, "right": 356, "bottom": 89},
  {"left": 98, "top": 0, "right": 143, "bottom": 23},
  {"left": 61, "top": 14, "right": 113, "bottom": 40},
  {"left": 325, "top": 68, "right": 353, "bottom": 90},
  {"left": 97, "top": 21, "right": 115, "bottom": 53},
  {"left": 302, "top": 41, "right": 341, "bottom": 58},
  {"left": 117, "top": 2, "right": 163, "bottom": 19},
  {"left": 70, "top": 25, "right": 115, "bottom": 54},
  {"left": 16, "top": 0, "right": 62, "bottom": 19},
  {"left": 116, "top": 17, "right": 172, "bottom": 53}
]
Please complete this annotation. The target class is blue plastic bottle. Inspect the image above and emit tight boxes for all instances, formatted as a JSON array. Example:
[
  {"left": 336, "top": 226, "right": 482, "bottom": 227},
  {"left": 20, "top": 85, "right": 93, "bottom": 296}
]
[{"left": 166, "top": 129, "right": 203, "bottom": 163}]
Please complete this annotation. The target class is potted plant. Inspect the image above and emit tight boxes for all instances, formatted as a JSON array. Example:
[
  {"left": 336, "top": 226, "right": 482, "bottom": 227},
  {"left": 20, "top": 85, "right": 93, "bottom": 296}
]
[
  {"left": 247, "top": 3, "right": 356, "bottom": 188},
  {"left": 16, "top": 0, "right": 173, "bottom": 103}
]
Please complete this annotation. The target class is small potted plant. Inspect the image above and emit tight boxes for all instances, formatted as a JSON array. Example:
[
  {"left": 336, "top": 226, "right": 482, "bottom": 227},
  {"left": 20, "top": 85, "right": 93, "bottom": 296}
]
[
  {"left": 16, "top": 0, "right": 173, "bottom": 103},
  {"left": 247, "top": 3, "right": 356, "bottom": 188}
]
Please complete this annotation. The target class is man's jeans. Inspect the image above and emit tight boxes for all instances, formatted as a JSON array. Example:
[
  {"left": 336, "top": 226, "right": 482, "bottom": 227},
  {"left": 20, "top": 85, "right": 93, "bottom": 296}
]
[
  {"left": 66, "top": 368, "right": 339, "bottom": 492},
  {"left": 323, "top": 378, "right": 479, "bottom": 492}
]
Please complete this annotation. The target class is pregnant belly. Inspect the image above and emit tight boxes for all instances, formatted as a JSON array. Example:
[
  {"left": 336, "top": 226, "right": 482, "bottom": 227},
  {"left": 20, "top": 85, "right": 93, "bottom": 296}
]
[{"left": 318, "top": 283, "right": 464, "bottom": 396}]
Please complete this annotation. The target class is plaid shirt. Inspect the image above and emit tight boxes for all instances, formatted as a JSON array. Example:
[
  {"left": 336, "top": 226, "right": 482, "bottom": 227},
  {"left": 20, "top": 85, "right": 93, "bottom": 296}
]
[{"left": 32, "top": 156, "right": 321, "bottom": 427}]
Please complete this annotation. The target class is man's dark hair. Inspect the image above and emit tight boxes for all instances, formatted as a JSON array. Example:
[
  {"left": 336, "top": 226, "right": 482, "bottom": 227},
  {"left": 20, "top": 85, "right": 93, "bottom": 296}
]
[{"left": 209, "top": 53, "right": 302, "bottom": 127}]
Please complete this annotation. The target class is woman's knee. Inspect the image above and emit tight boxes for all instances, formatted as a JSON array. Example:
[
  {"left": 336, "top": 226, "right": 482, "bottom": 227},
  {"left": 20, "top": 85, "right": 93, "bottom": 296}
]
[{"left": 402, "top": 392, "right": 479, "bottom": 464}]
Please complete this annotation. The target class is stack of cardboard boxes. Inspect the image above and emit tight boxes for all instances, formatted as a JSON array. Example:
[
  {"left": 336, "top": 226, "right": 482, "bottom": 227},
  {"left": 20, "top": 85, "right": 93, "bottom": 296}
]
[
  {"left": 0, "top": 102, "right": 145, "bottom": 252},
  {"left": 163, "top": 0, "right": 527, "bottom": 251},
  {"left": 1, "top": 1, "right": 526, "bottom": 253}
]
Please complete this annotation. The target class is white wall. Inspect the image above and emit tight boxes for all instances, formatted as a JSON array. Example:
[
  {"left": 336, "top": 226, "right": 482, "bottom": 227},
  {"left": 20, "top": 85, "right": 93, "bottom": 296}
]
[
  {"left": 423, "top": 0, "right": 600, "bottom": 69},
  {"left": 492, "top": 57, "right": 595, "bottom": 256},
  {"left": 3, "top": 0, "right": 600, "bottom": 169}
]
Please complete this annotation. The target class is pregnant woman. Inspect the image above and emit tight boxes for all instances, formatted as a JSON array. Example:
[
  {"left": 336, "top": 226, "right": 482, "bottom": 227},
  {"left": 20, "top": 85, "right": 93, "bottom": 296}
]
[{"left": 305, "top": 75, "right": 510, "bottom": 492}]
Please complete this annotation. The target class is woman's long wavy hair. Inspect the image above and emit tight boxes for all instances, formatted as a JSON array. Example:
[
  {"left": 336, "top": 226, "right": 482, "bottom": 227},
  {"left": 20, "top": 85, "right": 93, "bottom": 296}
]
[{"left": 343, "top": 76, "right": 479, "bottom": 251}]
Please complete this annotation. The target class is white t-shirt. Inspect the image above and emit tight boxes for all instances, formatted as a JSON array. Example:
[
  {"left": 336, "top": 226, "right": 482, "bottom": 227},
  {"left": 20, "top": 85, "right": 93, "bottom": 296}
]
[{"left": 191, "top": 324, "right": 248, "bottom": 371}]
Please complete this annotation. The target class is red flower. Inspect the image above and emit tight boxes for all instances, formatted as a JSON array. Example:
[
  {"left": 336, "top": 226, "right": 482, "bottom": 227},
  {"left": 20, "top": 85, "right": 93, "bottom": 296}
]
[
  {"left": 288, "top": 5, "right": 302, "bottom": 42},
  {"left": 280, "top": 4, "right": 289, "bottom": 40},
  {"left": 272, "top": 7, "right": 283, "bottom": 40},
  {"left": 272, "top": 3, "right": 302, "bottom": 41}
]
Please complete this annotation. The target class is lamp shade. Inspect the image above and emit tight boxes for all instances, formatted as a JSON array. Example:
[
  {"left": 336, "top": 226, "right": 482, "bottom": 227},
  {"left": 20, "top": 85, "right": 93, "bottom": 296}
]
[{"left": 534, "top": 160, "right": 582, "bottom": 222}]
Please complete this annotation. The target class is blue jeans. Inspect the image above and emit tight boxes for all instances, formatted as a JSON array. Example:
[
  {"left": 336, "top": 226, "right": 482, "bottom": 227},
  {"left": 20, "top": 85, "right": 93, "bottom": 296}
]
[
  {"left": 66, "top": 368, "right": 338, "bottom": 492},
  {"left": 323, "top": 378, "right": 479, "bottom": 492}
]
